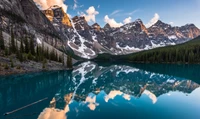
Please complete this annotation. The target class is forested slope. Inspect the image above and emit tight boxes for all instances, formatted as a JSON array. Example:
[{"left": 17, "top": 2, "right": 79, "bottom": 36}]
[
  {"left": 126, "top": 36, "right": 200, "bottom": 63},
  {"left": 95, "top": 36, "right": 200, "bottom": 64}
]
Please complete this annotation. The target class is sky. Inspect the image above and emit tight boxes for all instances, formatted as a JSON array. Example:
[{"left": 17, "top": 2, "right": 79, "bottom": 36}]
[{"left": 34, "top": 0, "right": 200, "bottom": 28}]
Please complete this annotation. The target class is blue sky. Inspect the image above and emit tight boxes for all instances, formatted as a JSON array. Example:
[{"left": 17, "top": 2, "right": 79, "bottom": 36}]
[
  {"left": 34, "top": 0, "right": 200, "bottom": 28},
  {"left": 64, "top": 0, "right": 200, "bottom": 28}
]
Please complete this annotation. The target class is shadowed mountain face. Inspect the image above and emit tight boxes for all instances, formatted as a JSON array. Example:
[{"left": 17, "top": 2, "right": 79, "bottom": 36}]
[
  {"left": 0, "top": 0, "right": 66, "bottom": 53},
  {"left": 1, "top": 62, "right": 200, "bottom": 119}
]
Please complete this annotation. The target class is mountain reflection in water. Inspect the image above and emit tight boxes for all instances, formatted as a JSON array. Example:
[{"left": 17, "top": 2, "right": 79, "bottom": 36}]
[
  {"left": 0, "top": 62, "right": 200, "bottom": 119},
  {"left": 37, "top": 62, "right": 200, "bottom": 119}
]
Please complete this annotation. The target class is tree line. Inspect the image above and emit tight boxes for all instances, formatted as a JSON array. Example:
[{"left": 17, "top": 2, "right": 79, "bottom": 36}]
[
  {"left": 95, "top": 36, "right": 200, "bottom": 64},
  {"left": 126, "top": 37, "right": 200, "bottom": 63},
  {"left": 0, "top": 27, "right": 73, "bottom": 68}
]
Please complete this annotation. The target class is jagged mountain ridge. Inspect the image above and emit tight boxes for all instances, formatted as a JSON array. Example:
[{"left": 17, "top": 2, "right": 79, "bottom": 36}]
[{"left": 42, "top": 6, "right": 200, "bottom": 59}]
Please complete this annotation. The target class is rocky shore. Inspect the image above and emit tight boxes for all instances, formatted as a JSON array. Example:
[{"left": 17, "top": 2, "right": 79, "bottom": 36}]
[{"left": 0, "top": 56, "right": 70, "bottom": 76}]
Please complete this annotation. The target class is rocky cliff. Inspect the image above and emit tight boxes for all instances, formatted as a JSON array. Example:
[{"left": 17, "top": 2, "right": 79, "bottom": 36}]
[{"left": 0, "top": 0, "right": 64, "bottom": 50}]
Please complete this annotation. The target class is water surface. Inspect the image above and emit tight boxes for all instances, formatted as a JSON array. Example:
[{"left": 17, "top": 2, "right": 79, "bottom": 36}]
[{"left": 0, "top": 62, "right": 200, "bottom": 119}]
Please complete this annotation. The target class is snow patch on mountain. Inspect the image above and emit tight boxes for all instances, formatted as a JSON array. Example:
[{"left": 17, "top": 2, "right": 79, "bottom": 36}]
[
  {"left": 37, "top": 38, "right": 42, "bottom": 44},
  {"left": 71, "top": 62, "right": 96, "bottom": 101},
  {"left": 168, "top": 35, "right": 178, "bottom": 40},
  {"left": 116, "top": 43, "right": 141, "bottom": 54},
  {"left": 68, "top": 18, "right": 96, "bottom": 59}
]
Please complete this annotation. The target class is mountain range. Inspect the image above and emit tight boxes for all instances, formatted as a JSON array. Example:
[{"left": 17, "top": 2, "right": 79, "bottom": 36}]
[
  {"left": 42, "top": 5, "right": 200, "bottom": 59},
  {"left": 0, "top": 0, "right": 200, "bottom": 59}
]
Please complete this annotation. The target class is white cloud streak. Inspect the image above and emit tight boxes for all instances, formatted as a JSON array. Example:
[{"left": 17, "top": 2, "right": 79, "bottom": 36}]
[
  {"left": 73, "top": 0, "right": 78, "bottom": 10},
  {"left": 110, "top": 10, "right": 122, "bottom": 16},
  {"left": 145, "top": 13, "right": 160, "bottom": 28},
  {"left": 126, "top": 9, "right": 139, "bottom": 16}
]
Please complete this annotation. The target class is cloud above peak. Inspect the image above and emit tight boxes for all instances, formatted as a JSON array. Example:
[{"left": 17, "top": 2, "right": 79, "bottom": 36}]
[
  {"left": 104, "top": 15, "right": 123, "bottom": 28},
  {"left": 81, "top": 6, "right": 99, "bottom": 23},
  {"left": 33, "top": 0, "right": 68, "bottom": 12},
  {"left": 145, "top": 13, "right": 160, "bottom": 28},
  {"left": 123, "top": 17, "right": 132, "bottom": 24},
  {"left": 104, "top": 15, "right": 133, "bottom": 28}
]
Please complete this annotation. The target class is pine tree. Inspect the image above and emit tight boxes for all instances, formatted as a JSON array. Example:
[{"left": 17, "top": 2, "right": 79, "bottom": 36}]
[
  {"left": 15, "top": 39, "right": 18, "bottom": 50},
  {"left": 55, "top": 51, "right": 58, "bottom": 62},
  {"left": 59, "top": 55, "right": 62, "bottom": 63},
  {"left": 30, "top": 37, "right": 35, "bottom": 55},
  {"left": 50, "top": 49, "right": 55, "bottom": 61},
  {"left": 11, "top": 27, "right": 16, "bottom": 53},
  {"left": 62, "top": 53, "right": 65, "bottom": 66},
  {"left": 0, "top": 28, "right": 5, "bottom": 50},
  {"left": 16, "top": 39, "right": 20, "bottom": 59},
  {"left": 5, "top": 48, "right": 9, "bottom": 56},
  {"left": 46, "top": 48, "right": 49, "bottom": 59},
  {"left": 67, "top": 55, "right": 72, "bottom": 68},
  {"left": 20, "top": 38, "right": 24, "bottom": 53},
  {"left": 19, "top": 52, "right": 23, "bottom": 62},
  {"left": 24, "top": 36, "right": 29, "bottom": 54},
  {"left": 8, "top": 38, "right": 11, "bottom": 55},
  {"left": 35, "top": 45, "right": 39, "bottom": 62}
]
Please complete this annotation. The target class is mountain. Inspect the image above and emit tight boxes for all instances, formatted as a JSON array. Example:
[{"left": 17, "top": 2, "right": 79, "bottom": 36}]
[
  {"left": 95, "top": 36, "right": 200, "bottom": 63},
  {"left": 148, "top": 20, "right": 200, "bottom": 44},
  {"left": 104, "top": 23, "right": 112, "bottom": 31},
  {"left": 0, "top": 0, "right": 60, "bottom": 43},
  {"left": 125, "top": 35, "right": 200, "bottom": 63},
  {"left": 42, "top": 6, "right": 200, "bottom": 59},
  {"left": 42, "top": 8, "right": 116, "bottom": 59},
  {"left": 0, "top": 0, "right": 75, "bottom": 73},
  {"left": 1, "top": 1, "right": 199, "bottom": 60}
]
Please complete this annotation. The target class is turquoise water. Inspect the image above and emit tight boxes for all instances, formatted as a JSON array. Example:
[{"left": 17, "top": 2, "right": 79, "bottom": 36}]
[{"left": 0, "top": 62, "right": 200, "bottom": 119}]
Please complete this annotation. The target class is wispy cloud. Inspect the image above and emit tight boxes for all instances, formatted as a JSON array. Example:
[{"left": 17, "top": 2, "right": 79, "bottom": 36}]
[
  {"left": 109, "top": 9, "right": 140, "bottom": 17},
  {"left": 73, "top": 0, "right": 84, "bottom": 10},
  {"left": 73, "top": 0, "right": 78, "bottom": 10},
  {"left": 110, "top": 10, "right": 123, "bottom": 16},
  {"left": 126, "top": 9, "right": 140, "bottom": 16}
]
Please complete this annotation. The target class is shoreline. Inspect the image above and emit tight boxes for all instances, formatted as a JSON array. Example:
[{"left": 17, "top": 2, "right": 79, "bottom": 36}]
[{"left": 0, "top": 56, "right": 72, "bottom": 76}]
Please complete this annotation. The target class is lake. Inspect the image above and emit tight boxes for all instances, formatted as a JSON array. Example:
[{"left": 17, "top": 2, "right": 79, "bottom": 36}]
[{"left": 0, "top": 62, "right": 200, "bottom": 119}]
